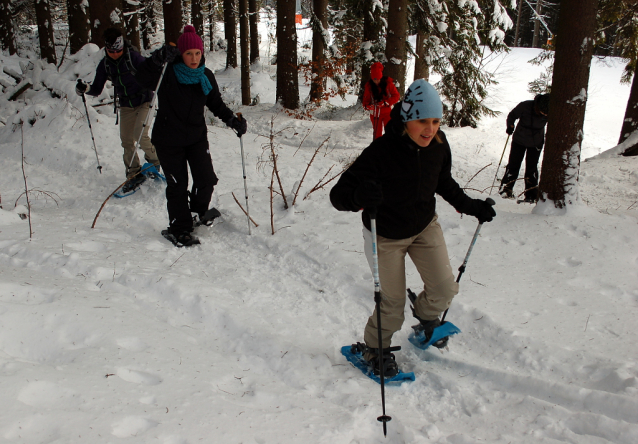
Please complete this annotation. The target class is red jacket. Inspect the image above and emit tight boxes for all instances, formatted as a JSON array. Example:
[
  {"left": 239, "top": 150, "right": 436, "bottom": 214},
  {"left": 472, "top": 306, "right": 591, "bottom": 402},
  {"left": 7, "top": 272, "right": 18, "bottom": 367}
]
[{"left": 362, "top": 77, "right": 400, "bottom": 112}]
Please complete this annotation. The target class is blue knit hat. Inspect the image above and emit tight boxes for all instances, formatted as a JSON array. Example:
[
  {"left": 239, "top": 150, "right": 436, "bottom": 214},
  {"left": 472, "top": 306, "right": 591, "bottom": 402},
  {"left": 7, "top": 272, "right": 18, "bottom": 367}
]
[{"left": 400, "top": 79, "right": 443, "bottom": 122}]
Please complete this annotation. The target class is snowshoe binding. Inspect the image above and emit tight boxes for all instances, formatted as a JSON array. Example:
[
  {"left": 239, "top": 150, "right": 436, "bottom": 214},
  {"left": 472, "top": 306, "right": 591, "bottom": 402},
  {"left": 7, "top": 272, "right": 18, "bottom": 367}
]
[
  {"left": 407, "top": 288, "right": 461, "bottom": 350},
  {"left": 341, "top": 342, "right": 415, "bottom": 384},
  {"left": 141, "top": 163, "right": 165, "bottom": 182},
  {"left": 122, "top": 174, "right": 147, "bottom": 193},
  {"left": 499, "top": 188, "right": 514, "bottom": 199},
  {"left": 193, "top": 208, "right": 221, "bottom": 227},
  {"left": 161, "top": 229, "right": 201, "bottom": 248}
]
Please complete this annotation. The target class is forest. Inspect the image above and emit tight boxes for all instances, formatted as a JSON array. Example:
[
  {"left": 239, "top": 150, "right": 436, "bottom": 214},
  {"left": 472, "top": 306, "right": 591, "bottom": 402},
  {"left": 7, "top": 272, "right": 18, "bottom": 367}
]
[{"left": 0, "top": 0, "right": 636, "bottom": 207}]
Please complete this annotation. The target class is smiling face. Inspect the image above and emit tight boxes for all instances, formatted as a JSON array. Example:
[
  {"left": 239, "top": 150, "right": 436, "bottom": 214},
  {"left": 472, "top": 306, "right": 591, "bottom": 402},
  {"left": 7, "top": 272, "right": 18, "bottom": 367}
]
[
  {"left": 182, "top": 49, "right": 202, "bottom": 69},
  {"left": 405, "top": 118, "right": 441, "bottom": 148}
]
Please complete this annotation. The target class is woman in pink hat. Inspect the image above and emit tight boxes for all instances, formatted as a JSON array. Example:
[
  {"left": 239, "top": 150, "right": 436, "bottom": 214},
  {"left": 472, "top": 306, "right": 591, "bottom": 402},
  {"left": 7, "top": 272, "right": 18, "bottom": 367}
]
[
  {"left": 135, "top": 25, "right": 247, "bottom": 247},
  {"left": 362, "top": 62, "right": 400, "bottom": 140}
]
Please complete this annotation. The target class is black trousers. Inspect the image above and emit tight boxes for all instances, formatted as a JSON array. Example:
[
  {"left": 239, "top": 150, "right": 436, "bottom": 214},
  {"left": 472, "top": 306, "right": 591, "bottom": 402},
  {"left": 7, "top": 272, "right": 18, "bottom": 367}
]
[
  {"left": 500, "top": 141, "right": 542, "bottom": 200},
  {"left": 155, "top": 139, "right": 218, "bottom": 233}
]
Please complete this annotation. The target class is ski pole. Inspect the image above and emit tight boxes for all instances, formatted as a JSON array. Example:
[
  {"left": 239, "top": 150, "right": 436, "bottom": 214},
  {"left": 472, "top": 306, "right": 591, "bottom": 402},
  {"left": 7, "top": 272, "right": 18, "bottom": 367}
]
[
  {"left": 237, "top": 113, "right": 251, "bottom": 235},
  {"left": 80, "top": 90, "right": 103, "bottom": 173},
  {"left": 127, "top": 60, "right": 170, "bottom": 172},
  {"left": 489, "top": 135, "right": 510, "bottom": 195},
  {"left": 369, "top": 208, "right": 391, "bottom": 436},
  {"left": 372, "top": 104, "right": 379, "bottom": 142},
  {"left": 441, "top": 198, "right": 495, "bottom": 323}
]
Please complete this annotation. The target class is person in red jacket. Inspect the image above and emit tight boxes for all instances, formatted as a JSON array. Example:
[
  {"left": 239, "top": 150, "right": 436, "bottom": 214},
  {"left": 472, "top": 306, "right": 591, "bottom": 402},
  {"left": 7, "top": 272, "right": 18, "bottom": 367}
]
[{"left": 362, "top": 62, "right": 400, "bottom": 140}]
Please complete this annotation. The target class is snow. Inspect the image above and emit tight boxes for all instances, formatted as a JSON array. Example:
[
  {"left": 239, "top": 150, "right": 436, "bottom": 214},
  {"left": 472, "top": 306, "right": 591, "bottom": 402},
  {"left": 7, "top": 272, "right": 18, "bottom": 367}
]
[{"left": 1, "top": 24, "right": 637, "bottom": 444}]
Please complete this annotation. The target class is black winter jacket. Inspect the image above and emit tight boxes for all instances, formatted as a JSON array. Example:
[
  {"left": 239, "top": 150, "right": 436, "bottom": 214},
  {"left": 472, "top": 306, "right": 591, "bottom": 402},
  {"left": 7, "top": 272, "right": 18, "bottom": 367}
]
[
  {"left": 330, "top": 106, "right": 482, "bottom": 240},
  {"left": 134, "top": 58, "right": 234, "bottom": 147},
  {"left": 507, "top": 100, "right": 548, "bottom": 148},
  {"left": 87, "top": 43, "right": 151, "bottom": 108}
]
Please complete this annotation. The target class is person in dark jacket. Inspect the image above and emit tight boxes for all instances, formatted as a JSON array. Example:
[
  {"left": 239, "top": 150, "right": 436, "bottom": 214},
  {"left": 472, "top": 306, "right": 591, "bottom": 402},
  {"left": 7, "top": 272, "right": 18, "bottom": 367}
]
[
  {"left": 362, "top": 62, "right": 401, "bottom": 140},
  {"left": 134, "top": 25, "right": 247, "bottom": 247},
  {"left": 76, "top": 28, "right": 160, "bottom": 192},
  {"left": 499, "top": 93, "right": 550, "bottom": 202},
  {"left": 330, "top": 79, "right": 496, "bottom": 377}
]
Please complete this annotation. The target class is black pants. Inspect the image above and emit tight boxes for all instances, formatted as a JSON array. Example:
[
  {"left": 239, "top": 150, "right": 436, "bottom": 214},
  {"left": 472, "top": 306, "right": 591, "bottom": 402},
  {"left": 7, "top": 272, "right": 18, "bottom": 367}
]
[
  {"left": 500, "top": 141, "right": 542, "bottom": 200},
  {"left": 155, "top": 139, "right": 218, "bottom": 233}
]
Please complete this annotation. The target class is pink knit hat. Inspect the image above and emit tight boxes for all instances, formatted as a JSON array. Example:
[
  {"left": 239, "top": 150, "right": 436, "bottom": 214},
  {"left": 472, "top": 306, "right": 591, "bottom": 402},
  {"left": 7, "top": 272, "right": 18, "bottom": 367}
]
[{"left": 177, "top": 25, "right": 204, "bottom": 54}]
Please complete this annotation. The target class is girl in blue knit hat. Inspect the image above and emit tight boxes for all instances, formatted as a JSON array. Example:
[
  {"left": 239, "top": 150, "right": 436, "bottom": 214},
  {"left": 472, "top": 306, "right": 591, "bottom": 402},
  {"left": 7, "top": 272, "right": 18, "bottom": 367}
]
[
  {"left": 135, "top": 26, "right": 247, "bottom": 247},
  {"left": 330, "top": 79, "right": 496, "bottom": 377}
]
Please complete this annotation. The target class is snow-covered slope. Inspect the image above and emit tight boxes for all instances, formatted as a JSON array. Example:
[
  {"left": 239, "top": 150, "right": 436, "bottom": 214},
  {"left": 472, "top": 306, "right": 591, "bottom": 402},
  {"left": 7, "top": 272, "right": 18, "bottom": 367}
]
[{"left": 0, "top": 37, "right": 636, "bottom": 443}]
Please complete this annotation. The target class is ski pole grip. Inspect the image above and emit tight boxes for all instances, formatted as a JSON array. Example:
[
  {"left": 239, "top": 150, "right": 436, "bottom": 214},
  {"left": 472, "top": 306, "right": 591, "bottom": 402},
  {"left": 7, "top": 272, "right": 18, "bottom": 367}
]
[
  {"left": 368, "top": 207, "right": 377, "bottom": 219},
  {"left": 237, "top": 112, "right": 243, "bottom": 122}
]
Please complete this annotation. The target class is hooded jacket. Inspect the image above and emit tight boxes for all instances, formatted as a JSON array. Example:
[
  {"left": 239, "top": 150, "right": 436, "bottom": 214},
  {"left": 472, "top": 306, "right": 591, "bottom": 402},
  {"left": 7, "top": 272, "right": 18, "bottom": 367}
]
[
  {"left": 134, "top": 57, "right": 234, "bottom": 147},
  {"left": 330, "top": 105, "right": 482, "bottom": 240},
  {"left": 507, "top": 100, "right": 548, "bottom": 148}
]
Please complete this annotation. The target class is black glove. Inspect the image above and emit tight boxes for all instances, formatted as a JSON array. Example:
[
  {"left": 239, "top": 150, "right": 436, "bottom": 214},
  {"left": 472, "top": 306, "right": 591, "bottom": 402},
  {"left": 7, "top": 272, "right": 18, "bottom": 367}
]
[
  {"left": 506, "top": 126, "right": 514, "bottom": 135},
  {"left": 76, "top": 79, "right": 88, "bottom": 96},
  {"left": 353, "top": 180, "right": 383, "bottom": 209},
  {"left": 472, "top": 199, "right": 496, "bottom": 223},
  {"left": 225, "top": 115, "right": 247, "bottom": 137},
  {"left": 151, "top": 44, "right": 181, "bottom": 66}
]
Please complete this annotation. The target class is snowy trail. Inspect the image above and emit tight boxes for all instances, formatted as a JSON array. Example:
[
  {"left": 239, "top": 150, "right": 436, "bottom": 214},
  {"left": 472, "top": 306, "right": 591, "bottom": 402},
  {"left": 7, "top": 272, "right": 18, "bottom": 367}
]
[
  {"left": 2, "top": 158, "right": 638, "bottom": 443},
  {"left": 1, "top": 47, "right": 638, "bottom": 442}
]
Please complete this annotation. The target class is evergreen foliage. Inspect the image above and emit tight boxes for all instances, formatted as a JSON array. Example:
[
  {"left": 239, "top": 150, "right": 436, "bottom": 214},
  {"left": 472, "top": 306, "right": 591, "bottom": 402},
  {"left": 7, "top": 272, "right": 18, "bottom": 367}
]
[{"left": 412, "top": 0, "right": 513, "bottom": 128}]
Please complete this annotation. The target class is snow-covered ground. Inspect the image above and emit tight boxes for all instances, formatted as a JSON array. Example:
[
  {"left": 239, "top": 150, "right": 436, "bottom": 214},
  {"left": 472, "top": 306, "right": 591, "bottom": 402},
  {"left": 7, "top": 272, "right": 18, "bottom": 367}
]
[{"left": 0, "top": 20, "right": 637, "bottom": 443}]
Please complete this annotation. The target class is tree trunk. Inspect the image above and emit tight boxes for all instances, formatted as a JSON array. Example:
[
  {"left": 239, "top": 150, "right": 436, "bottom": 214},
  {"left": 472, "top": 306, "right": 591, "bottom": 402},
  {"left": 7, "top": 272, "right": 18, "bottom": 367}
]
[
  {"left": 249, "top": 0, "right": 259, "bottom": 64},
  {"left": 0, "top": 0, "right": 17, "bottom": 55},
  {"left": 384, "top": 0, "right": 408, "bottom": 94},
  {"left": 66, "top": 0, "right": 89, "bottom": 54},
  {"left": 276, "top": 0, "right": 299, "bottom": 109},
  {"left": 224, "top": 0, "right": 237, "bottom": 68},
  {"left": 34, "top": 0, "right": 57, "bottom": 64},
  {"left": 513, "top": 0, "right": 523, "bottom": 47},
  {"left": 532, "top": 0, "right": 543, "bottom": 48},
  {"left": 309, "top": 0, "right": 327, "bottom": 102},
  {"left": 192, "top": 0, "right": 205, "bottom": 45},
  {"left": 89, "top": 0, "right": 124, "bottom": 48},
  {"left": 619, "top": 71, "right": 638, "bottom": 155},
  {"left": 358, "top": 0, "right": 383, "bottom": 101},
  {"left": 239, "top": 0, "right": 250, "bottom": 104},
  {"left": 208, "top": 0, "right": 217, "bottom": 50},
  {"left": 124, "top": 0, "right": 141, "bottom": 50},
  {"left": 414, "top": 31, "right": 429, "bottom": 82},
  {"left": 163, "top": 0, "right": 183, "bottom": 45},
  {"left": 141, "top": 0, "right": 156, "bottom": 50},
  {"left": 538, "top": 0, "right": 598, "bottom": 208}
]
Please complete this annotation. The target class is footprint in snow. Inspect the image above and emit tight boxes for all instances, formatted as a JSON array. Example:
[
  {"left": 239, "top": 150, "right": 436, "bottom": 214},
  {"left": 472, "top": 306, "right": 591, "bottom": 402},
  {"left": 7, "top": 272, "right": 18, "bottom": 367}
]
[
  {"left": 111, "top": 416, "right": 158, "bottom": 438},
  {"left": 116, "top": 367, "right": 162, "bottom": 385},
  {"left": 558, "top": 257, "right": 582, "bottom": 267},
  {"left": 116, "top": 337, "right": 149, "bottom": 352}
]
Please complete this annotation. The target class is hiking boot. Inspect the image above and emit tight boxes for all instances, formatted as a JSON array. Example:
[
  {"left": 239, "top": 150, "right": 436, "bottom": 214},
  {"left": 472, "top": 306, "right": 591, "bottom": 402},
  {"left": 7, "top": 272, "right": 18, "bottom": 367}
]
[
  {"left": 368, "top": 349, "right": 399, "bottom": 378},
  {"left": 412, "top": 317, "right": 440, "bottom": 341},
  {"left": 193, "top": 207, "right": 221, "bottom": 227},
  {"left": 412, "top": 317, "right": 449, "bottom": 349},
  {"left": 161, "top": 229, "right": 201, "bottom": 247},
  {"left": 146, "top": 166, "right": 161, "bottom": 180},
  {"left": 122, "top": 174, "right": 146, "bottom": 193},
  {"left": 499, "top": 188, "right": 514, "bottom": 199}
]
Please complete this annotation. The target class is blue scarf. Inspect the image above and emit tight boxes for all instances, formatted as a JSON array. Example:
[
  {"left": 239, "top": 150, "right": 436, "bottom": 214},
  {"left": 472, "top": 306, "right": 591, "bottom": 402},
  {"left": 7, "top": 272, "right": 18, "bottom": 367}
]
[{"left": 173, "top": 62, "right": 212, "bottom": 96}]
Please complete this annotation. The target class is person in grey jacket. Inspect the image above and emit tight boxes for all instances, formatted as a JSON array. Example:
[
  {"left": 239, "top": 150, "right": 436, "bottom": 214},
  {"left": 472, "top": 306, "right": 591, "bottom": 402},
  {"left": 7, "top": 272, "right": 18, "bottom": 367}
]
[{"left": 499, "top": 93, "right": 550, "bottom": 202}]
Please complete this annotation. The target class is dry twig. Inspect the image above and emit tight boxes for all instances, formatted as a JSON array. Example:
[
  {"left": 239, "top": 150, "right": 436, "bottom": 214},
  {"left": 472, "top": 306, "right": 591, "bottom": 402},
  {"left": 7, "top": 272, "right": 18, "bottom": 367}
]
[{"left": 232, "top": 192, "right": 259, "bottom": 227}]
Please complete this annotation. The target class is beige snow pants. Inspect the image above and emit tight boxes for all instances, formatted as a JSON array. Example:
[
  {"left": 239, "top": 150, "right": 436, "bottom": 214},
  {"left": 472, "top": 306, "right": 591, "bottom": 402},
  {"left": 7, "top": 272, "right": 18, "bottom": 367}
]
[
  {"left": 362, "top": 215, "right": 459, "bottom": 352},
  {"left": 119, "top": 103, "right": 159, "bottom": 178}
]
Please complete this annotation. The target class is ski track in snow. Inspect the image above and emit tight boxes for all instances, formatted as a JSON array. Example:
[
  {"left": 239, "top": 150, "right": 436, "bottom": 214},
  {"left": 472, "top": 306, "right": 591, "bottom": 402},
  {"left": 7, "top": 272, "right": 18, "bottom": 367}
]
[{"left": 1, "top": 46, "right": 637, "bottom": 442}]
